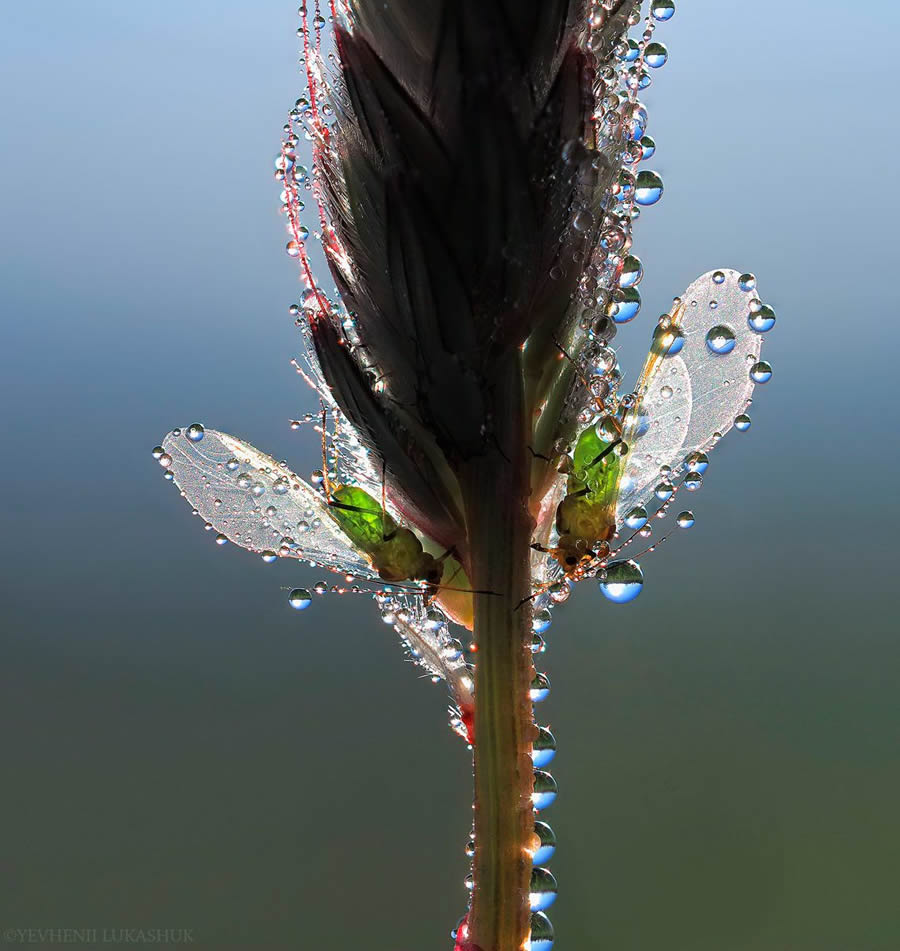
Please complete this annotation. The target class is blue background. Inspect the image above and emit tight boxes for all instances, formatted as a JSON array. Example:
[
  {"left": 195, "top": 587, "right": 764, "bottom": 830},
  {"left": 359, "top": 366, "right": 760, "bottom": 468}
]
[{"left": 2, "top": 2, "right": 898, "bottom": 948}]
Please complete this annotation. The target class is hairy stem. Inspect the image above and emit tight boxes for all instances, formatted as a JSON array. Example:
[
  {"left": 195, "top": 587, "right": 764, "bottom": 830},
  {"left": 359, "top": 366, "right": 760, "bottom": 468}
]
[{"left": 460, "top": 354, "right": 536, "bottom": 951}]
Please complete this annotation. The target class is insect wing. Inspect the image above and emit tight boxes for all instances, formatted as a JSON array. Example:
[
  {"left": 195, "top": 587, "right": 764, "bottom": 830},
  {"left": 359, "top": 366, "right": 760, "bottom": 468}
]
[
  {"left": 615, "top": 356, "right": 691, "bottom": 518},
  {"left": 616, "top": 269, "right": 763, "bottom": 517},
  {"left": 161, "top": 428, "right": 378, "bottom": 579}
]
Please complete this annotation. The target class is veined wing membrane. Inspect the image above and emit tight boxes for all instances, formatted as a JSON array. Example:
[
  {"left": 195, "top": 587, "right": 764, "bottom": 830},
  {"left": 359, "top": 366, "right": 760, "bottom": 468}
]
[
  {"left": 616, "top": 269, "right": 763, "bottom": 518},
  {"left": 616, "top": 355, "right": 691, "bottom": 518},
  {"left": 161, "top": 428, "right": 378, "bottom": 579}
]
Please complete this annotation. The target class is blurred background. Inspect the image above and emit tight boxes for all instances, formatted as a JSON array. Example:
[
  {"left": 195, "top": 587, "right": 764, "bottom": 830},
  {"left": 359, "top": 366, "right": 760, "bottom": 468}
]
[{"left": 2, "top": 2, "right": 898, "bottom": 949}]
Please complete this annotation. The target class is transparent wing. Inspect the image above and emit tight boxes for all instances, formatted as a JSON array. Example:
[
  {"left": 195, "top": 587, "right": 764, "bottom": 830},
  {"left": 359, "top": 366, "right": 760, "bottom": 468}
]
[
  {"left": 616, "top": 268, "right": 763, "bottom": 517},
  {"left": 615, "top": 356, "right": 691, "bottom": 517},
  {"left": 161, "top": 427, "right": 379, "bottom": 579}
]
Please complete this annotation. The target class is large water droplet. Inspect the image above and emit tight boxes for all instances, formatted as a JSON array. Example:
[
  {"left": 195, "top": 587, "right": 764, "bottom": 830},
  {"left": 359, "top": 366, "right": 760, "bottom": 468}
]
[
  {"left": 532, "top": 821, "right": 557, "bottom": 866},
  {"left": 530, "top": 672, "right": 551, "bottom": 703},
  {"left": 748, "top": 304, "right": 776, "bottom": 333},
  {"left": 651, "top": 0, "right": 676, "bottom": 20},
  {"left": 738, "top": 273, "right": 757, "bottom": 292},
  {"left": 624, "top": 506, "right": 648, "bottom": 530},
  {"left": 750, "top": 360, "right": 773, "bottom": 384},
  {"left": 529, "top": 912, "right": 555, "bottom": 951},
  {"left": 644, "top": 41, "right": 668, "bottom": 68},
  {"left": 654, "top": 481, "right": 674, "bottom": 501},
  {"left": 599, "top": 560, "right": 644, "bottom": 603},
  {"left": 735, "top": 413, "right": 752, "bottom": 431},
  {"left": 532, "top": 771, "right": 558, "bottom": 811},
  {"left": 530, "top": 868, "right": 558, "bottom": 912},
  {"left": 634, "top": 170, "right": 664, "bottom": 206},
  {"left": 532, "top": 726, "right": 557, "bottom": 769},
  {"left": 686, "top": 451, "right": 709, "bottom": 473},
  {"left": 651, "top": 322, "right": 684, "bottom": 357},
  {"left": 619, "top": 255, "right": 643, "bottom": 289},
  {"left": 706, "top": 325, "right": 736, "bottom": 355},
  {"left": 613, "top": 287, "right": 641, "bottom": 323},
  {"left": 676, "top": 511, "right": 695, "bottom": 529},
  {"left": 683, "top": 472, "right": 703, "bottom": 491},
  {"left": 288, "top": 588, "right": 312, "bottom": 610},
  {"left": 186, "top": 422, "right": 205, "bottom": 442},
  {"left": 532, "top": 609, "right": 552, "bottom": 635}
]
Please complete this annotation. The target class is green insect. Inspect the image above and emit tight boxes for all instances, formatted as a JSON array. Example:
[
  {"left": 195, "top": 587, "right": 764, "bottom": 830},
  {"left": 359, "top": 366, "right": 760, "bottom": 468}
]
[
  {"left": 325, "top": 484, "right": 444, "bottom": 586},
  {"left": 545, "top": 424, "right": 622, "bottom": 576}
]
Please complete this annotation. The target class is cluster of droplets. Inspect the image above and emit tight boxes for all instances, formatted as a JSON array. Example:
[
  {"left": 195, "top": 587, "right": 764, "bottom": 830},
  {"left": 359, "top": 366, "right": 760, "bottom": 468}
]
[
  {"left": 568, "top": 0, "right": 676, "bottom": 342},
  {"left": 529, "top": 266, "right": 775, "bottom": 623},
  {"left": 452, "top": 588, "right": 561, "bottom": 951}
]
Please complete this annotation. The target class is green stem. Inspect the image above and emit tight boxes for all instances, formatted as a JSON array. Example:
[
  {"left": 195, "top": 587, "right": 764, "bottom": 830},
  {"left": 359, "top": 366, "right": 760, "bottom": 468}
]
[{"left": 460, "top": 355, "right": 535, "bottom": 951}]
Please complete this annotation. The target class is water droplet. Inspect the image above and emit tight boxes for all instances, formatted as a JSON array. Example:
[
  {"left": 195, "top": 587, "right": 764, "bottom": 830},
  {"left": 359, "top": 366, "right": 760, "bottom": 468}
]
[
  {"left": 573, "top": 209, "right": 594, "bottom": 232},
  {"left": 532, "top": 727, "right": 557, "bottom": 769},
  {"left": 640, "top": 135, "right": 656, "bottom": 160},
  {"left": 654, "top": 481, "right": 674, "bottom": 501},
  {"left": 186, "top": 422, "right": 205, "bottom": 442},
  {"left": 686, "top": 451, "right": 709, "bottom": 473},
  {"left": 285, "top": 240, "right": 302, "bottom": 257},
  {"left": 532, "top": 609, "right": 552, "bottom": 635},
  {"left": 750, "top": 361, "right": 773, "bottom": 384},
  {"left": 660, "top": 384, "right": 673, "bottom": 399},
  {"left": 529, "top": 912, "right": 555, "bottom": 951},
  {"left": 532, "top": 770, "right": 558, "bottom": 810},
  {"left": 748, "top": 304, "right": 776, "bottom": 333},
  {"left": 548, "top": 581, "right": 572, "bottom": 605},
  {"left": 215, "top": 533, "right": 228, "bottom": 545},
  {"left": 599, "top": 560, "right": 644, "bottom": 603},
  {"left": 236, "top": 473, "right": 252, "bottom": 489},
  {"left": 622, "top": 37, "right": 640, "bottom": 63},
  {"left": 158, "top": 452, "right": 173, "bottom": 469},
  {"left": 735, "top": 413, "right": 752, "bottom": 431},
  {"left": 261, "top": 551, "right": 278, "bottom": 563},
  {"left": 738, "top": 273, "right": 757, "bottom": 292},
  {"left": 613, "top": 287, "right": 641, "bottom": 323},
  {"left": 683, "top": 472, "right": 703, "bottom": 491},
  {"left": 532, "top": 821, "right": 557, "bottom": 866},
  {"left": 644, "top": 41, "right": 668, "bottom": 68},
  {"left": 619, "top": 255, "right": 643, "bottom": 288},
  {"left": 634, "top": 170, "right": 664, "bottom": 206},
  {"left": 288, "top": 588, "right": 312, "bottom": 610},
  {"left": 530, "top": 672, "right": 551, "bottom": 703},
  {"left": 530, "top": 867, "right": 558, "bottom": 912},
  {"left": 272, "top": 476, "right": 290, "bottom": 495},
  {"left": 225, "top": 457, "right": 240, "bottom": 472},
  {"left": 596, "top": 414, "right": 622, "bottom": 441},
  {"left": 250, "top": 482, "right": 266, "bottom": 498},
  {"left": 651, "top": 0, "right": 676, "bottom": 21},
  {"left": 151, "top": 445, "right": 164, "bottom": 460},
  {"left": 624, "top": 506, "right": 648, "bottom": 530},
  {"left": 676, "top": 511, "right": 695, "bottom": 529},
  {"left": 706, "top": 325, "right": 736, "bottom": 355},
  {"left": 651, "top": 322, "right": 684, "bottom": 357}
]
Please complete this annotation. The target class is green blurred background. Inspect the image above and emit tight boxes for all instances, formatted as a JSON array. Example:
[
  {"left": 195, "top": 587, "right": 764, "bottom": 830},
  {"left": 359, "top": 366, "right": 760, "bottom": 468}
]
[{"left": 2, "top": 2, "right": 898, "bottom": 948}]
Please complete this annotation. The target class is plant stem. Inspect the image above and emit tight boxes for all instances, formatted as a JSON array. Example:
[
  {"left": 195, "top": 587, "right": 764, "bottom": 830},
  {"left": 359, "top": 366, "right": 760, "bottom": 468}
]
[{"left": 460, "top": 354, "right": 536, "bottom": 951}]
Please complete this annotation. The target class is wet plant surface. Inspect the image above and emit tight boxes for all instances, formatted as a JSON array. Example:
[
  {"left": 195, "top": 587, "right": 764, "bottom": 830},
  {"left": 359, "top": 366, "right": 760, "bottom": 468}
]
[{"left": 3, "top": 1, "right": 899, "bottom": 949}]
